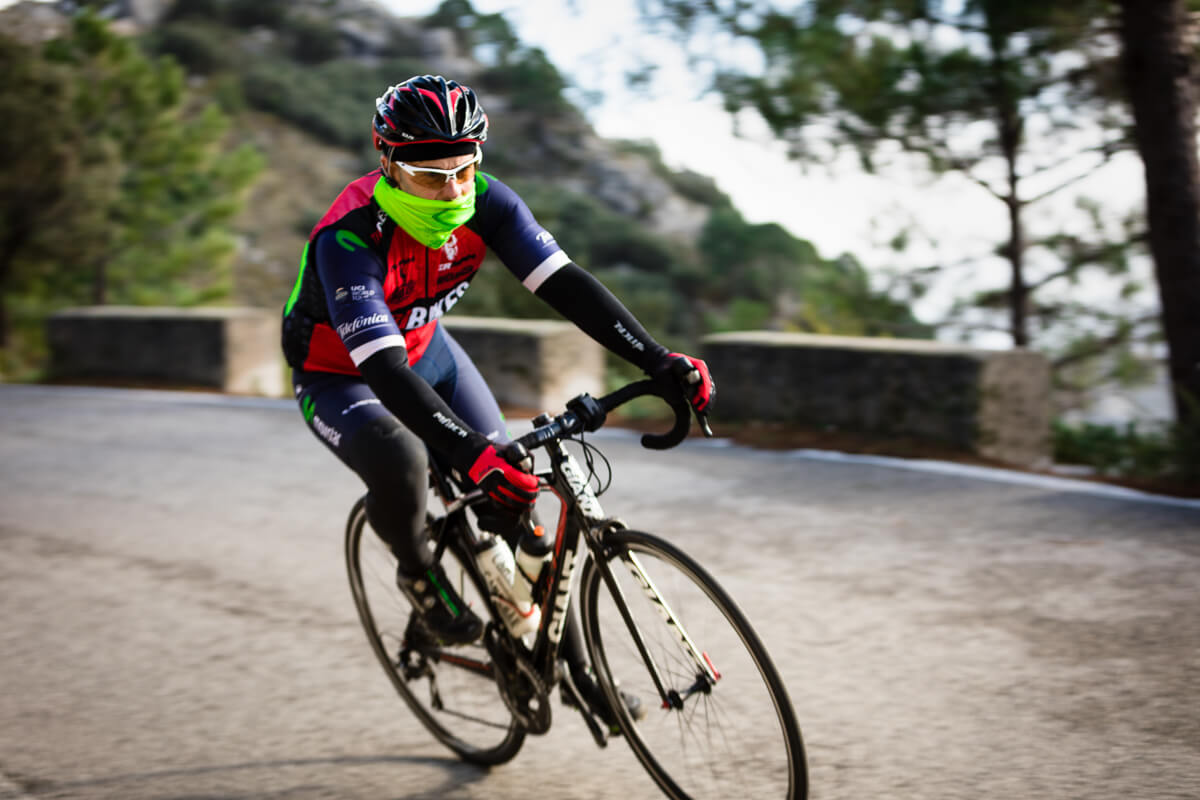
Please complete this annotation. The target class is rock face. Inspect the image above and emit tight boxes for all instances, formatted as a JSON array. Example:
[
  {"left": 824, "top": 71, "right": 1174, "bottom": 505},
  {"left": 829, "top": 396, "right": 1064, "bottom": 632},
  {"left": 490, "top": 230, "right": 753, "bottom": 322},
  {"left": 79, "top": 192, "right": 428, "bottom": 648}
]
[
  {"left": 702, "top": 331, "right": 1053, "bottom": 467},
  {"left": 0, "top": 1, "right": 71, "bottom": 43},
  {"left": 122, "top": 0, "right": 173, "bottom": 26}
]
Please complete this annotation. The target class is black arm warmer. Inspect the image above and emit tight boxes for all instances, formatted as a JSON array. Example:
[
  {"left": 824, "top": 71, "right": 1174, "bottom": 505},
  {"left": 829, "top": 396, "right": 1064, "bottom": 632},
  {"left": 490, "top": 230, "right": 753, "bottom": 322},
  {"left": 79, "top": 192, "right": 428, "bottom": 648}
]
[
  {"left": 534, "top": 262, "right": 670, "bottom": 372},
  {"left": 358, "top": 347, "right": 489, "bottom": 472}
]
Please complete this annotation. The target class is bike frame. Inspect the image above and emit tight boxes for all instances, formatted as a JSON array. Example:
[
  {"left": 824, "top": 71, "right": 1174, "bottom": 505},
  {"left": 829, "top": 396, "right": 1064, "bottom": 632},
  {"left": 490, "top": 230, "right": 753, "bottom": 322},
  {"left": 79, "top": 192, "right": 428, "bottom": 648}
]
[{"left": 424, "top": 432, "right": 716, "bottom": 718}]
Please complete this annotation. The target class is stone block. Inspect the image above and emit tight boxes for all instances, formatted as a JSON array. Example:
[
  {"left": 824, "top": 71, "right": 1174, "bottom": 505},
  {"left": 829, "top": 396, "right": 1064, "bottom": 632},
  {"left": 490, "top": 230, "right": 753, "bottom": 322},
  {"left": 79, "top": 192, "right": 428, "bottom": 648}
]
[
  {"left": 702, "top": 331, "right": 1051, "bottom": 467},
  {"left": 47, "top": 306, "right": 283, "bottom": 397},
  {"left": 442, "top": 317, "right": 604, "bottom": 412}
]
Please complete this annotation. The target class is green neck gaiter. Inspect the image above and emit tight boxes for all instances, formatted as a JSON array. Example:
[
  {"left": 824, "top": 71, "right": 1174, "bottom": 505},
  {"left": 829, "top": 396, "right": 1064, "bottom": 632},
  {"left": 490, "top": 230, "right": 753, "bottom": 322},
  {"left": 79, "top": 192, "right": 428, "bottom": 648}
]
[{"left": 374, "top": 175, "right": 476, "bottom": 249}]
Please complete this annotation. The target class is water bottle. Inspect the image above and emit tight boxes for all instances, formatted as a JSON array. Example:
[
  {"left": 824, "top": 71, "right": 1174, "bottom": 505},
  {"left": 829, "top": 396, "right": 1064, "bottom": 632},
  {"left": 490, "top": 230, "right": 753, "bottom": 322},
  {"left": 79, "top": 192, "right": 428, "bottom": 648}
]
[
  {"left": 512, "top": 524, "right": 554, "bottom": 607},
  {"left": 475, "top": 533, "right": 540, "bottom": 639}
]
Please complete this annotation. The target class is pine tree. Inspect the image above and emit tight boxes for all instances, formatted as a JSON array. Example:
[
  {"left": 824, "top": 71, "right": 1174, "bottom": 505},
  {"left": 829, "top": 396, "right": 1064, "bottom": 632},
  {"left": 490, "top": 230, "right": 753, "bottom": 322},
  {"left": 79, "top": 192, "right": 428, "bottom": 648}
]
[
  {"left": 0, "top": 10, "right": 263, "bottom": 361},
  {"left": 1117, "top": 0, "right": 1200, "bottom": 433}
]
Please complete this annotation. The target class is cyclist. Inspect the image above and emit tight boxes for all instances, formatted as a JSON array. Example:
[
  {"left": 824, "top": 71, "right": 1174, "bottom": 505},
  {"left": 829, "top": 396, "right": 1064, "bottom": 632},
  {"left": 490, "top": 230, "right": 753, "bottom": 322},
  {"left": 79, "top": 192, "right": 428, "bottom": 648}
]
[{"left": 281, "top": 74, "right": 713, "bottom": 723}]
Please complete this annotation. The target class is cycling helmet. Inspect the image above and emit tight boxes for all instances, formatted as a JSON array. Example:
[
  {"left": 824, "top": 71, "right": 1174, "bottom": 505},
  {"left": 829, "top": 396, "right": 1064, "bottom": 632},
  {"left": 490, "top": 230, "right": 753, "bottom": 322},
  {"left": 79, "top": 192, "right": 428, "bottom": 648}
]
[{"left": 373, "top": 75, "right": 488, "bottom": 162}]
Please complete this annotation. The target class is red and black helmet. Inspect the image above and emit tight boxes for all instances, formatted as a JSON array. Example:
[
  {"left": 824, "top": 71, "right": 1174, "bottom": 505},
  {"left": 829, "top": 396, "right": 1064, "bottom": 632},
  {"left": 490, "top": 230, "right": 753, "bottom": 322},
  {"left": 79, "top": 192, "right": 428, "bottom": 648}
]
[{"left": 373, "top": 75, "right": 488, "bottom": 161}]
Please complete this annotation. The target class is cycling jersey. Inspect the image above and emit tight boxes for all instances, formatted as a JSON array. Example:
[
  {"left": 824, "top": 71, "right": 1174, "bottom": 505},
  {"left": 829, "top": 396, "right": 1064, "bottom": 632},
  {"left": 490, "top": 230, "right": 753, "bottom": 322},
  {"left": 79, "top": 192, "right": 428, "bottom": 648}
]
[
  {"left": 282, "top": 171, "right": 570, "bottom": 374},
  {"left": 281, "top": 167, "right": 668, "bottom": 472}
]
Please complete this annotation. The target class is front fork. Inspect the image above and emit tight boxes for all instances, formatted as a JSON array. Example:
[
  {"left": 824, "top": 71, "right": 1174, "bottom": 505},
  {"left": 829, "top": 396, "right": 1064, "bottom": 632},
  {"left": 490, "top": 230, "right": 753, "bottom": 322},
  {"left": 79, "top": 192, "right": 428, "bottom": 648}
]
[{"left": 586, "top": 521, "right": 720, "bottom": 711}]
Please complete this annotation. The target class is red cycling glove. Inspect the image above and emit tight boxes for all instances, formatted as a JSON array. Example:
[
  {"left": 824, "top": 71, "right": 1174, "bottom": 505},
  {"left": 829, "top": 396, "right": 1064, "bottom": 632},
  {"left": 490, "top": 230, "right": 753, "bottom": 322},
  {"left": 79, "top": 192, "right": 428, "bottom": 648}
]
[
  {"left": 656, "top": 352, "right": 715, "bottom": 415},
  {"left": 467, "top": 443, "right": 539, "bottom": 514}
]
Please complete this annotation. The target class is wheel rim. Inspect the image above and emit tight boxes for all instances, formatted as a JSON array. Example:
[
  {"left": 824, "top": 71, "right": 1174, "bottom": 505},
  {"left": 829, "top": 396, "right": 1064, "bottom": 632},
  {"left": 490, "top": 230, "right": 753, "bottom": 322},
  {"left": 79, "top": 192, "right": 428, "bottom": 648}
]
[
  {"left": 347, "top": 506, "right": 523, "bottom": 762},
  {"left": 584, "top": 535, "right": 804, "bottom": 799}
]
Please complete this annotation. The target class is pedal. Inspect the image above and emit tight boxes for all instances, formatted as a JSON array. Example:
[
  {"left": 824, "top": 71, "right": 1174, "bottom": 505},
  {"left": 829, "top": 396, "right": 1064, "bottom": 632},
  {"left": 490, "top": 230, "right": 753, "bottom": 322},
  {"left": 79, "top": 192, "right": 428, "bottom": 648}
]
[{"left": 559, "top": 666, "right": 608, "bottom": 748}]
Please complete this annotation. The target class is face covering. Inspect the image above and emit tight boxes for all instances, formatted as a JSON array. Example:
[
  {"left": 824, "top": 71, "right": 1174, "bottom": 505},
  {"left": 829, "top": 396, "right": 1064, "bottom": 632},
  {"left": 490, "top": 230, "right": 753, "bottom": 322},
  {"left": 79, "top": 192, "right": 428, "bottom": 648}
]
[{"left": 374, "top": 175, "right": 476, "bottom": 250}]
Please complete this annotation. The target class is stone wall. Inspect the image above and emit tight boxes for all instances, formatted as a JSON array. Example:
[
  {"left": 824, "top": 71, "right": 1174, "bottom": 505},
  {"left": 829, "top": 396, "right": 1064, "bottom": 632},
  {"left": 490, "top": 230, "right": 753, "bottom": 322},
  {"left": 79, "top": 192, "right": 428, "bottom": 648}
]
[
  {"left": 702, "top": 331, "right": 1052, "bottom": 467},
  {"left": 43, "top": 309, "right": 605, "bottom": 410},
  {"left": 43, "top": 310, "right": 1051, "bottom": 467},
  {"left": 47, "top": 306, "right": 283, "bottom": 397},
  {"left": 442, "top": 317, "right": 604, "bottom": 412}
]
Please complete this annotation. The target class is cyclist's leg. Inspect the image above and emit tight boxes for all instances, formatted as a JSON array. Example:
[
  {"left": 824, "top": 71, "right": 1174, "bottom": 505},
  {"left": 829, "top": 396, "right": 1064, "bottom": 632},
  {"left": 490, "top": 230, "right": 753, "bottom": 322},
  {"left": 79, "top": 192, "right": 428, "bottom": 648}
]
[
  {"left": 412, "top": 324, "right": 520, "bottom": 536},
  {"left": 412, "top": 322, "right": 507, "bottom": 445},
  {"left": 292, "top": 369, "right": 429, "bottom": 571}
]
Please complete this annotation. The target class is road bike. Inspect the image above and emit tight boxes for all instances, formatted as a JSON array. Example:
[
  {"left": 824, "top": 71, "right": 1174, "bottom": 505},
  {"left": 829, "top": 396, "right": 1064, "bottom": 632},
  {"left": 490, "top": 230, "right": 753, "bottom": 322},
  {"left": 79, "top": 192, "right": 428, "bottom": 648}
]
[{"left": 344, "top": 379, "right": 808, "bottom": 799}]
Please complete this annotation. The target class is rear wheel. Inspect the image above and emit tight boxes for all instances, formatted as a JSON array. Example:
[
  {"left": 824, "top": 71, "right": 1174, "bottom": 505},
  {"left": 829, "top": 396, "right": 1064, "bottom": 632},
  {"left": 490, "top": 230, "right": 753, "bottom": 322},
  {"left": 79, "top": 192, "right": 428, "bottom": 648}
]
[
  {"left": 580, "top": 529, "right": 807, "bottom": 799},
  {"left": 345, "top": 497, "right": 525, "bottom": 765}
]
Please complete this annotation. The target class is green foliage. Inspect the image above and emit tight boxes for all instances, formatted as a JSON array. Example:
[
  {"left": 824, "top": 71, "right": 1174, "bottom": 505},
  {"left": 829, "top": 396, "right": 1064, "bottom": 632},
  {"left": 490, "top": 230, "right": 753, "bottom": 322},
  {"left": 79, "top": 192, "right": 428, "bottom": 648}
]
[
  {"left": 1052, "top": 420, "right": 1200, "bottom": 483},
  {"left": 0, "top": 11, "right": 263, "bottom": 363},
  {"left": 226, "top": 0, "right": 288, "bottom": 28},
  {"left": 285, "top": 15, "right": 344, "bottom": 65},
  {"left": 242, "top": 56, "right": 426, "bottom": 149},
  {"left": 0, "top": 34, "right": 76, "bottom": 353},
  {"left": 163, "top": 0, "right": 226, "bottom": 22},
  {"left": 697, "top": 205, "right": 929, "bottom": 336},
  {"left": 479, "top": 48, "right": 571, "bottom": 113},
  {"left": 425, "top": 0, "right": 569, "bottom": 112},
  {"left": 426, "top": 0, "right": 520, "bottom": 62},
  {"left": 150, "top": 21, "right": 234, "bottom": 75}
]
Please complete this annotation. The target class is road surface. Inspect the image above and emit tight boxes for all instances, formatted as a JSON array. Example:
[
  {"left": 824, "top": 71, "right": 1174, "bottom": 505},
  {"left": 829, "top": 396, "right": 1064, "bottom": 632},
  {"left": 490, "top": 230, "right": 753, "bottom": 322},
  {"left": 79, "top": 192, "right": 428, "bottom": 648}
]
[{"left": 1, "top": 384, "right": 1197, "bottom": 799}]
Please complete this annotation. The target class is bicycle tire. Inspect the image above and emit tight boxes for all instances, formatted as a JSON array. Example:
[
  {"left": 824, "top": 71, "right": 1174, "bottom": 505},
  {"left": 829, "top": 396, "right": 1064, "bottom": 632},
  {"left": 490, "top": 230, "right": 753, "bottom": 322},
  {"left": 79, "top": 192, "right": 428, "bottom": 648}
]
[
  {"left": 344, "top": 497, "right": 526, "bottom": 765},
  {"left": 579, "top": 529, "right": 807, "bottom": 800}
]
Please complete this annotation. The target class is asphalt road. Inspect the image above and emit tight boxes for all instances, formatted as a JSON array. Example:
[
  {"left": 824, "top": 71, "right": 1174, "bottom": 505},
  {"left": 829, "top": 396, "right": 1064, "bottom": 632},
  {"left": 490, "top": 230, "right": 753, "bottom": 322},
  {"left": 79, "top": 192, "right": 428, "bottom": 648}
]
[{"left": 1, "top": 384, "right": 1198, "bottom": 800}]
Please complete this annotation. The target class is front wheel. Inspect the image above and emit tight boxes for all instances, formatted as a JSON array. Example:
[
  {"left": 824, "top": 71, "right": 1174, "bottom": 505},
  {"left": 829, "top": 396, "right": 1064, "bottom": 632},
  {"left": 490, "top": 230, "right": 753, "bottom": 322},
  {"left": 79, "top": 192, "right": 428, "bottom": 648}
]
[
  {"left": 345, "top": 497, "right": 525, "bottom": 765},
  {"left": 579, "top": 529, "right": 807, "bottom": 800}
]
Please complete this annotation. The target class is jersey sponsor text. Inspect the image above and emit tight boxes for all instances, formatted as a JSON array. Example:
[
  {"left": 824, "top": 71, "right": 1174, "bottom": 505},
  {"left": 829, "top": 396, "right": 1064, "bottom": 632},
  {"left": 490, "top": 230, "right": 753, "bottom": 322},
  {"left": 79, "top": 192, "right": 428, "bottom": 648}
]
[
  {"left": 433, "top": 411, "right": 470, "bottom": 438},
  {"left": 404, "top": 281, "right": 469, "bottom": 329},
  {"left": 337, "top": 312, "right": 390, "bottom": 339},
  {"left": 613, "top": 320, "right": 646, "bottom": 352},
  {"left": 312, "top": 414, "right": 342, "bottom": 448}
]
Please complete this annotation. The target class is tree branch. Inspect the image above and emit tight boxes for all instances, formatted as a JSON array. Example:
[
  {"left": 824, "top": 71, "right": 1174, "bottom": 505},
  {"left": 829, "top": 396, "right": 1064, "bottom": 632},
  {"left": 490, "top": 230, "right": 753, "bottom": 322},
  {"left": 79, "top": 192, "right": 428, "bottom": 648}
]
[
  {"left": 1023, "top": 152, "right": 1119, "bottom": 206},
  {"left": 894, "top": 134, "right": 1009, "bottom": 201},
  {"left": 1050, "top": 314, "right": 1160, "bottom": 370}
]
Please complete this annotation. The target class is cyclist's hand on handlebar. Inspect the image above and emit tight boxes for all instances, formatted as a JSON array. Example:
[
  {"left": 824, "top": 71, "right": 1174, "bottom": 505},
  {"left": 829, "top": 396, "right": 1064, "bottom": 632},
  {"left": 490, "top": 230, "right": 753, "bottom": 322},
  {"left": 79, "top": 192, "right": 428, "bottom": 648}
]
[
  {"left": 653, "top": 352, "right": 715, "bottom": 416},
  {"left": 467, "top": 442, "right": 538, "bottom": 514}
]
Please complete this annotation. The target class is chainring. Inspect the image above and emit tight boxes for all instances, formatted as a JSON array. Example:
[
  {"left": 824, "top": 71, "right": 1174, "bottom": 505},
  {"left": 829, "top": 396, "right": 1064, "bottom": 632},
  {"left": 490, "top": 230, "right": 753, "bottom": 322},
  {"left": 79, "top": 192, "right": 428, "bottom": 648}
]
[{"left": 483, "top": 624, "right": 552, "bottom": 734}]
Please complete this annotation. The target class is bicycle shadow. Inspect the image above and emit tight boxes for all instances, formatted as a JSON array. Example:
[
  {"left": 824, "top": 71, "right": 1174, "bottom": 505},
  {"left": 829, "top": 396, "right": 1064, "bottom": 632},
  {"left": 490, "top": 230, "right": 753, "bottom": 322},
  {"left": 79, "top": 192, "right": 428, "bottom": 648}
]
[{"left": 0, "top": 752, "right": 494, "bottom": 800}]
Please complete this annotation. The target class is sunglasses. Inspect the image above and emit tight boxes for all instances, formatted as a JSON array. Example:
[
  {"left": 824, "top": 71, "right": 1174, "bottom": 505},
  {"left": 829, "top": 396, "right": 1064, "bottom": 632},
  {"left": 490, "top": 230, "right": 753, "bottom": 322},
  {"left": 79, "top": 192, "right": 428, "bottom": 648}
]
[{"left": 394, "top": 147, "right": 482, "bottom": 190}]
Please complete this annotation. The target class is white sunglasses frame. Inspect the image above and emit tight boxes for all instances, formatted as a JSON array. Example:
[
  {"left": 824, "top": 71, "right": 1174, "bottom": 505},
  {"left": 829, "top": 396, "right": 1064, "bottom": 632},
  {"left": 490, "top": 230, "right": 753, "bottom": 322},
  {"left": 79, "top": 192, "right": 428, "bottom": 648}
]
[{"left": 393, "top": 147, "right": 483, "bottom": 187}]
